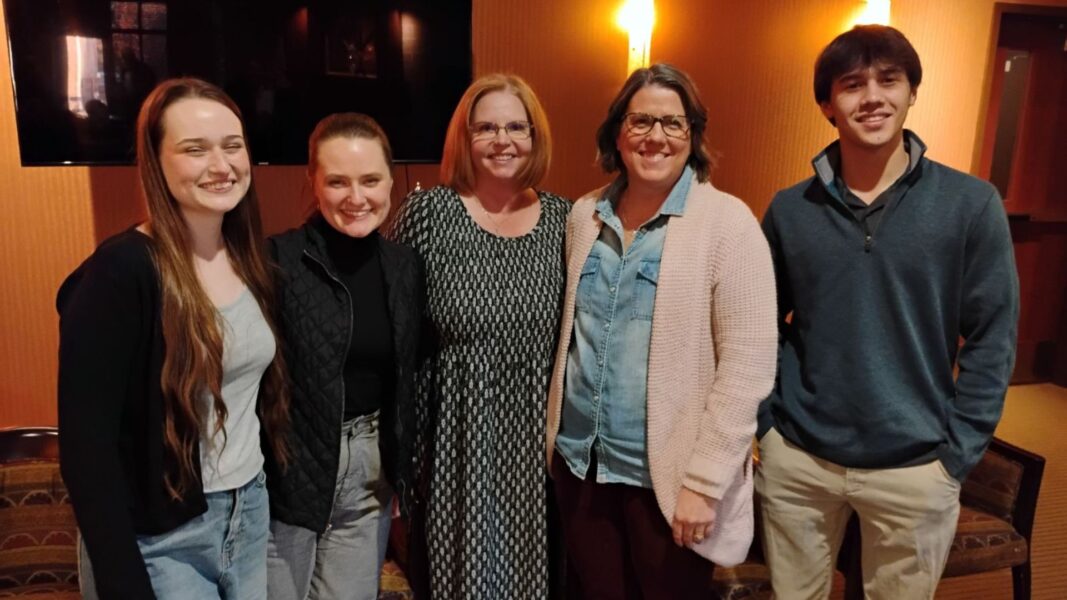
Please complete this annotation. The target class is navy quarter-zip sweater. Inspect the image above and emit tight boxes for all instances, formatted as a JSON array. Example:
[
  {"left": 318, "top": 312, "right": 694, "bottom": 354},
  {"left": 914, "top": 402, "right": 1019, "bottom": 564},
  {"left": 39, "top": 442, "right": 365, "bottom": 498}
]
[{"left": 758, "top": 132, "right": 1019, "bottom": 482}]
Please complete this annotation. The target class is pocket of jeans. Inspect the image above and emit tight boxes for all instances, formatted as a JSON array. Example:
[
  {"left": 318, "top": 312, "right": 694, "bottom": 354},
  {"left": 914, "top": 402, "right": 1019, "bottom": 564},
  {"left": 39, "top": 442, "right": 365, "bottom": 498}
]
[
  {"left": 575, "top": 254, "right": 601, "bottom": 312},
  {"left": 632, "top": 259, "right": 660, "bottom": 321}
]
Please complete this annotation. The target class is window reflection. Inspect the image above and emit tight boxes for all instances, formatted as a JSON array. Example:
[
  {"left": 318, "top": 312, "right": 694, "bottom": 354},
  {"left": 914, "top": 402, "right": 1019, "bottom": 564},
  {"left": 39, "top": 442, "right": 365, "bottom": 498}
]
[
  {"left": 142, "top": 3, "right": 167, "bottom": 30},
  {"left": 64, "top": 36, "right": 106, "bottom": 118},
  {"left": 111, "top": 2, "right": 139, "bottom": 29}
]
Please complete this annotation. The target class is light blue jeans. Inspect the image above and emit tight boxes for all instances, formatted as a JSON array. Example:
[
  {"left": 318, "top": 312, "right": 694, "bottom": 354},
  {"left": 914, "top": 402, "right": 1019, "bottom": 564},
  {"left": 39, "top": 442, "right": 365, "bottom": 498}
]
[
  {"left": 79, "top": 470, "right": 269, "bottom": 599},
  {"left": 267, "top": 413, "right": 393, "bottom": 600}
]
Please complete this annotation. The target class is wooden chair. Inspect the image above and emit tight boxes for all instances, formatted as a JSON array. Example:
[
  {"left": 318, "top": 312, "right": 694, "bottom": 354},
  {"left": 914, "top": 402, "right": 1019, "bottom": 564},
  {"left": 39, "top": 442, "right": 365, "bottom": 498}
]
[
  {"left": 0, "top": 427, "right": 414, "bottom": 600},
  {"left": 841, "top": 437, "right": 1045, "bottom": 600},
  {"left": 0, "top": 426, "right": 80, "bottom": 598}
]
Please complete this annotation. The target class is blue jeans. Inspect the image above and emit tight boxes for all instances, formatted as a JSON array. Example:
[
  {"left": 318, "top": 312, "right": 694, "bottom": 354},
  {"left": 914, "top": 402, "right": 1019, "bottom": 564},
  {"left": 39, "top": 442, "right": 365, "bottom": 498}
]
[
  {"left": 79, "top": 470, "right": 270, "bottom": 599},
  {"left": 267, "top": 413, "right": 392, "bottom": 600}
]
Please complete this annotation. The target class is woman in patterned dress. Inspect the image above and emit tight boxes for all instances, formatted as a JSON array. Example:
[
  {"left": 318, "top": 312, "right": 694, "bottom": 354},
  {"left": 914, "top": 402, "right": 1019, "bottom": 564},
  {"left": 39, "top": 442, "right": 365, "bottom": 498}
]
[{"left": 389, "top": 73, "right": 569, "bottom": 599}]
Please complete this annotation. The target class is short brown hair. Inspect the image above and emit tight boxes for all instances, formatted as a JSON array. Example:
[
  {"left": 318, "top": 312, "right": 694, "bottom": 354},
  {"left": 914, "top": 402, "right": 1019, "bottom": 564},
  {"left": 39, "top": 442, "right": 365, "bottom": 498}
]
[
  {"left": 440, "top": 74, "right": 552, "bottom": 194},
  {"left": 814, "top": 25, "right": 922, "bottom": 105},
  {"left": 595, "top": 64, "right": 713, "bottom": 192}
]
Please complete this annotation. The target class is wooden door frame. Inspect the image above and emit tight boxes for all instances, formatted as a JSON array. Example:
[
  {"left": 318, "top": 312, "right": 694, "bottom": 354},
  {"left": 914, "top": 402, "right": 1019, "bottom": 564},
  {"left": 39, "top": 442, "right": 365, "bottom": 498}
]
[{"left": 971, "top": 2, "right": 1067, "bottom": 176}]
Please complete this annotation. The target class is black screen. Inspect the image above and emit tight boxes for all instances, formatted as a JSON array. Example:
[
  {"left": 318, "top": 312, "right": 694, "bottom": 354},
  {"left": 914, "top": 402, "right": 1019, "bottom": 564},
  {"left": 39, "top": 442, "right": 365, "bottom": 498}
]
[{"left": 3, "top": 0, "right": 472, "bottom": 165}]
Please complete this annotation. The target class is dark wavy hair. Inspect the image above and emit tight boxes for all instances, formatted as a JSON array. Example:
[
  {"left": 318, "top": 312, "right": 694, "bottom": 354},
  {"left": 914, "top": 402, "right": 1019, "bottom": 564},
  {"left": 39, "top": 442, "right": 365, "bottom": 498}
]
[
  {"left": 813, "top": 25, "right": 922, "bottom": 105},
  {"left": 595, "top": 63, "right": 713, "bottom": 199}
]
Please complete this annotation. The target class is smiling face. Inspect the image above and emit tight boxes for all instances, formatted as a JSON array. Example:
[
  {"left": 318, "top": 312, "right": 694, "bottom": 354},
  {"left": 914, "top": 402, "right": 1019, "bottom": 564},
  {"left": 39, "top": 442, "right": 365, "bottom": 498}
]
[
  {"left": 820, "top": 63, "right": 916, "bottom": 152},
  {"left": 312, "top": 135, "right": 393, "bottom": 238},
  {"left": 468, "top": 90, "right": 532, "bottom": 185},
  {"left": 158, "top": 98, "right": 251, "bottom": 219},
  {"left": 616, "top": 84, "right": 692, "bottom": 195}
]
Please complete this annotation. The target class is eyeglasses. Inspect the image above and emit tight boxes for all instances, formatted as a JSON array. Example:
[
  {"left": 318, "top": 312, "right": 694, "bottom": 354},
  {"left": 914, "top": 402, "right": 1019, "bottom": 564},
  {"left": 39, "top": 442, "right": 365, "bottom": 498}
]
[
  {"left": 622, "top": 113, "right": 692, "bottom": 139},
  {"left": 469, "top": 120, "right": 534, "bottom": 141}
]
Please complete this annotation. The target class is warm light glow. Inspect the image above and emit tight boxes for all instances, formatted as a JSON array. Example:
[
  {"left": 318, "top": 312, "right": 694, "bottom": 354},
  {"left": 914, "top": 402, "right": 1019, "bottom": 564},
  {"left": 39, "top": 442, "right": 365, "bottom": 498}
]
[
  {"left": 855, "top": 0, "right": 891, "bottom": 26},
  {"left": 65, "top": 36, "right": 105, "bottom": 117},
  {"left": 616, "top": 0, "right": 655, "bottom": 74},
  {"left": 400, "top": 11, "right": 422, "bottom": 66}
]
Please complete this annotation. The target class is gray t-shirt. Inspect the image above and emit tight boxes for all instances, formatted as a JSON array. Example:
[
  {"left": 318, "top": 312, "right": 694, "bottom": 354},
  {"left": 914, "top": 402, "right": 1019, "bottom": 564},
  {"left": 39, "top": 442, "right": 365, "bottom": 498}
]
[{"left": 199, "top": 288, "right": 274, "bottom": 492}]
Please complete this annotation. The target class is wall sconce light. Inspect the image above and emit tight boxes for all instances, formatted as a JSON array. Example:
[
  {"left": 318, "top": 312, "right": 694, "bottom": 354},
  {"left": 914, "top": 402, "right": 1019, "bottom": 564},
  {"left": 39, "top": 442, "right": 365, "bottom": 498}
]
[
  {"left": 854, "top": 0, "right": 891, "bottom": 26},
  {"left": 616, "top": 0, "right": 655, "bottom": 74}
]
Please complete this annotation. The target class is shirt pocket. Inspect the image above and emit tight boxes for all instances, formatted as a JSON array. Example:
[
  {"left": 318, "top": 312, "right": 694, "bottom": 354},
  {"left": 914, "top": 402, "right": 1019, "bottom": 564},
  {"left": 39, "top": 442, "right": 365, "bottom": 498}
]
[
  {"left": 632, "top": 259, "right": 660, "bottom": 321},
  {"left": 575, "top": 254, "right": 601, "bottom": 313}
]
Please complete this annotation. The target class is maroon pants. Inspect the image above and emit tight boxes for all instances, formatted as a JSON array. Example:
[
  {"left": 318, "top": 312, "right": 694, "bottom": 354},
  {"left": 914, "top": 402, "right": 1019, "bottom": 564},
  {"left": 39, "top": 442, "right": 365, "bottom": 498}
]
[{"left": 552, "top": 453, "right": 718, "bottom": 600}]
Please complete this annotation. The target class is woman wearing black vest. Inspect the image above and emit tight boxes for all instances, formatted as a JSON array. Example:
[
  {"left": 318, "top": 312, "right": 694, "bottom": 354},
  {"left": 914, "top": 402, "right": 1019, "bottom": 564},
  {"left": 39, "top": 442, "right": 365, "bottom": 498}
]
[{"left": 264, "top": 113, "right": 423, "bottom": 600}]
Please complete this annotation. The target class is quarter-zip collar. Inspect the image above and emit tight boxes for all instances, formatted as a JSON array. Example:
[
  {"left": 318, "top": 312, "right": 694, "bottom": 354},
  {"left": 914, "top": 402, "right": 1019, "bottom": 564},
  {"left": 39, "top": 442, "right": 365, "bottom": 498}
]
[{"left": 811, "top": 129, "right": 927, "bottom": 204}]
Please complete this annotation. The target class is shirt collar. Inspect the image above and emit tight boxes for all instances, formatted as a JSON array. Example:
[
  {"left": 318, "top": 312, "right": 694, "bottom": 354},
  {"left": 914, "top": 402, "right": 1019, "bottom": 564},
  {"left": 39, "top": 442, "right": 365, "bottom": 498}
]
[
  {"left": 596, "top": 165, "right": 694, "bottom": 222},
  {"left": 812, "top": 130, "right": 927, "bottom": 200}
]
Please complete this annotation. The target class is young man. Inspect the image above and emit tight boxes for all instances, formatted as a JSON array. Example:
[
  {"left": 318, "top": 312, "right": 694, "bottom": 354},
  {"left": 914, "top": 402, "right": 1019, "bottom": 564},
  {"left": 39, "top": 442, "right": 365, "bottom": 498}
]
[{"left": 757, "top": 25, "right": 1019, "bottom": 600}]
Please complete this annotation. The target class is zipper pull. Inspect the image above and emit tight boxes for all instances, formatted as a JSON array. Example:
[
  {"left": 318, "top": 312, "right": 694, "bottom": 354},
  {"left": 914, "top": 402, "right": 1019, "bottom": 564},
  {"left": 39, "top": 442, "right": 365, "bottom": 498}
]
[{"left": 864, "top": 234, "right": 873, "bottom": 253}]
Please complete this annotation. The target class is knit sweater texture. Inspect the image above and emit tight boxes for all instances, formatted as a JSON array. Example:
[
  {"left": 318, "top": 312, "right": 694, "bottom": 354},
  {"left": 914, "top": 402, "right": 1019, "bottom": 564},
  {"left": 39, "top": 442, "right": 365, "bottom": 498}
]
[
  {"left": 759, "top": 133, "right": 1019, "bottom": 482},
  {"left": 547, "top": 175, "right": 778, "bottom": 567}
]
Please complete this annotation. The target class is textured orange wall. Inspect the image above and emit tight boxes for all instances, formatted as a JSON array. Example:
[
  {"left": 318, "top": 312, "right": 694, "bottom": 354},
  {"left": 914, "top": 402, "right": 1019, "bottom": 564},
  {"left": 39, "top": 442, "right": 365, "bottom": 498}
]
[
  {"left": 472, "top": 0, "right": 625, "bottom": 199},
  {"left": 0, "top": 3, "right": 94, "bottom": 427},
  {"left": 2, "top": 0, "right": 1065, "bottom": 426},
  {"left": 653, "top": 0, "right": 1067, "bottom": 216}
]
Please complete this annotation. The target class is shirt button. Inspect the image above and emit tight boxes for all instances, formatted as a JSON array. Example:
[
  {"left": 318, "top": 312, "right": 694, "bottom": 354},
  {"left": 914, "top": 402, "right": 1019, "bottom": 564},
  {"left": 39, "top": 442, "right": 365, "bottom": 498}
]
[
  {"left": 597, "top": 358, "right": 604, "bottom": 366},
  {"left": 602, "top": 323, "right": 609, "bottom": 330},
  {"left": 610, "top": 286, "right": 616, "bottom": 293},
  {"left": 593, "top": 395, "right": 599, "bottom": 402}
]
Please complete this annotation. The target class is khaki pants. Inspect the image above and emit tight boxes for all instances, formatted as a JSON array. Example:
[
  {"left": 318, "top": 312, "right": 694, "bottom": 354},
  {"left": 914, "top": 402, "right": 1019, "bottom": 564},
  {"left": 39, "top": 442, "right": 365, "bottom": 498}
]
[{"left": 755, "top": 428, "right": 960, "bottom": 600}]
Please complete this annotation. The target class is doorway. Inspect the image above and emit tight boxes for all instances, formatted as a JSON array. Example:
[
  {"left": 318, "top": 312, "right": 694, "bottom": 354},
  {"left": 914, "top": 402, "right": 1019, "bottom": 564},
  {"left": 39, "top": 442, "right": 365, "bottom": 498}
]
[{"left": 976, "top": 4, "right": 1067, "bottom": 384}]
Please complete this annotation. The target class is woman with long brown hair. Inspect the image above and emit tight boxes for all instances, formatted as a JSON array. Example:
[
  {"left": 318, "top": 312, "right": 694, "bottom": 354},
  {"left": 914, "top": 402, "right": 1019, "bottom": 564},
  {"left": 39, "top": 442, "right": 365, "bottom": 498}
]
[{"left": 57, "top": 77, "right": 289, "bottom": 599}]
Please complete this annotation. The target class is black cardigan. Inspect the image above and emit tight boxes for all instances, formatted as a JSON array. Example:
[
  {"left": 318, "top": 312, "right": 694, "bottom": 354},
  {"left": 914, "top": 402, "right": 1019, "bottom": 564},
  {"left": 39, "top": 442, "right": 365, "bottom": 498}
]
[
  {"left": 57, "top": 229, "right": 206, "bottom": 600},
  {"left": 266, "top": 214, "right": 424, "bottom": 532}
]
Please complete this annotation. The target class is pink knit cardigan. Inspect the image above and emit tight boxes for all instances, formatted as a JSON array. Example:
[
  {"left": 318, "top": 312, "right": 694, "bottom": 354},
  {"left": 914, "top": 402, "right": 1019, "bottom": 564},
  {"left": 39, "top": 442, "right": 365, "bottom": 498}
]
[{"left": 546, "top": 175, "right": 778, "bottom": 566}]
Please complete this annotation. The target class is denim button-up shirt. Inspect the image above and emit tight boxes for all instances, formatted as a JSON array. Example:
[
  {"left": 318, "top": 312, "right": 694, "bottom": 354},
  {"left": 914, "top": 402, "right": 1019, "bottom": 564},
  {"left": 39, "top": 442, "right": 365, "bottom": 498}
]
[{"left": 556, "top": 167, "right": 692, "bottom": 488}]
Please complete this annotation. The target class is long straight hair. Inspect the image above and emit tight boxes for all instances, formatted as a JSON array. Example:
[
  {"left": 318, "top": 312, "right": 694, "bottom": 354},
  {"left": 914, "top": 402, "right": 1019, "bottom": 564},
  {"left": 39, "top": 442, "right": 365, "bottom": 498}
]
[{"left": 136, "top": 78, "right": 290, "bottom": 500}]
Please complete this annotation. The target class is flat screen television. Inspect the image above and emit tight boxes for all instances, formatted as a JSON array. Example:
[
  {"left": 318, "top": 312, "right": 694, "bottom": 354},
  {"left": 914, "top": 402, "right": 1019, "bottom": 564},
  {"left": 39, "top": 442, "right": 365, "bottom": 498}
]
[{"left": 3, "top": 0, "right": 472, "bottom": 165}]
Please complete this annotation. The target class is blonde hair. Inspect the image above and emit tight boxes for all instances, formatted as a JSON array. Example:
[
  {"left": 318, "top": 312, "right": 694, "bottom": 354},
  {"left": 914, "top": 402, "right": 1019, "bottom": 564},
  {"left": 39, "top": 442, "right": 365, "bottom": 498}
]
[{"left": 440, "top": 74, "right": 552, "bottom": 194}]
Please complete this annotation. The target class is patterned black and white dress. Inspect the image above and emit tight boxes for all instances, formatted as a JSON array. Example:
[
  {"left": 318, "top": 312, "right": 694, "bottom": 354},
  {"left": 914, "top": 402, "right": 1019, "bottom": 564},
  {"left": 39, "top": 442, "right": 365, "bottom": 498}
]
[{"left": 391, "top": 186, "right": 569, "bottom": 599}]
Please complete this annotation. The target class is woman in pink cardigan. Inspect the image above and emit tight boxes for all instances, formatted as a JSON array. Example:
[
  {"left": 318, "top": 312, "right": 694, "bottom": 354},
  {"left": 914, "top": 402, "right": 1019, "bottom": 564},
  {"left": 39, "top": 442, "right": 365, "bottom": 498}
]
[{"left": 546, "top": 63, "right": 778, "bottom": 599}]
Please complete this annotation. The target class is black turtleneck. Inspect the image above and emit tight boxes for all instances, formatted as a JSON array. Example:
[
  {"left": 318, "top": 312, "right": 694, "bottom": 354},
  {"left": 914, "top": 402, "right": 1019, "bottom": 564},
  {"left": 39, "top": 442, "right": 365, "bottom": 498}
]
[{"left": 313, "top": 217, "right": 395, "bottom": 420}]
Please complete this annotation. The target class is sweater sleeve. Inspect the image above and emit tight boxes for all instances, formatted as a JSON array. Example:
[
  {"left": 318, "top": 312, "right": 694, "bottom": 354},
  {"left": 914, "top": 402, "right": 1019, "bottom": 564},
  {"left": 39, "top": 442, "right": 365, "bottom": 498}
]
[
  {"left": 57, "top": 250, "right": 157, "bottom": 599},
  {"left": 756, "top": 199, "right": 789, "bottom": 440},
  {"left": 938, "top": 189, "right": 1019, "bottom": 482},
  {"left": 683, "top": 208, "right": 778, "bottom": 499}
]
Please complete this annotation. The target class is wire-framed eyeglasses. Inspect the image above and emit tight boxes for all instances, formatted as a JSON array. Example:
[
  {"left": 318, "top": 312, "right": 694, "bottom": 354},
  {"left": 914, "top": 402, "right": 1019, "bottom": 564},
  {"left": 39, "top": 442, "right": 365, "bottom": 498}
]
[{"left": 469, "top": 121, "right": 534, "bottom": 141}]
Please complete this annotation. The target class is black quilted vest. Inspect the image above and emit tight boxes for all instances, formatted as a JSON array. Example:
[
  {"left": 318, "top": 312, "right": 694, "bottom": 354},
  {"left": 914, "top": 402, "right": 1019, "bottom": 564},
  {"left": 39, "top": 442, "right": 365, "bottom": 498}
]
[{"left": 266, "top": 215, "right": 423, "bottom": 532}]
